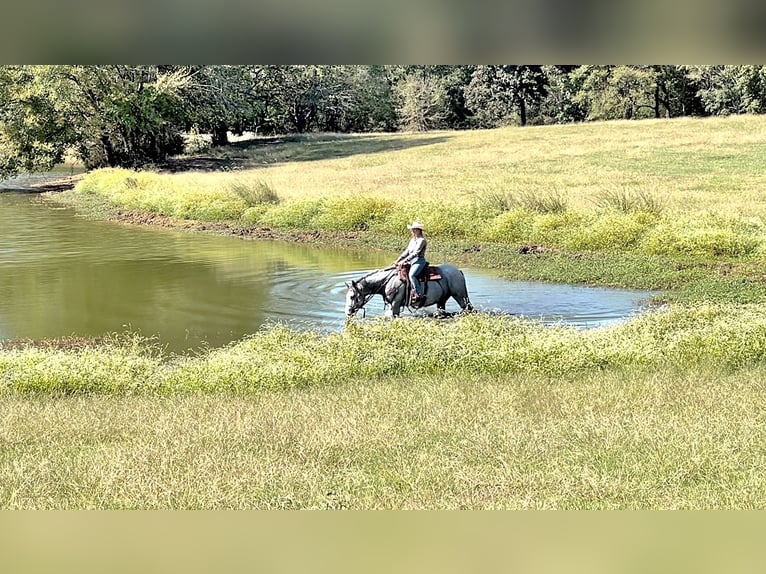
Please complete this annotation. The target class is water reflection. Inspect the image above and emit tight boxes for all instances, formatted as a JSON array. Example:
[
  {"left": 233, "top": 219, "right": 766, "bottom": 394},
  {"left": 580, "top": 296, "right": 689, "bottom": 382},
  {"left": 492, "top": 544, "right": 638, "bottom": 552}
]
[{"left": 0, "top": 193, "right": 655, "bottom": 352}]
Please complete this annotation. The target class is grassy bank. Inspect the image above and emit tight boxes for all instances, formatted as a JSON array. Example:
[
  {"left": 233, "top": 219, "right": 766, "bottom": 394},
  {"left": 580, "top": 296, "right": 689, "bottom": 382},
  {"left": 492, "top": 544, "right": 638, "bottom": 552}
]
[
  {"left": 3, "top": 303, "right": 766, "bottom": 394},
  {"left": 63, "top": 115, "right": 766, "bottom": 262},
  {"left": 2, "top": 367, "right": 764, "bottom": 509}
]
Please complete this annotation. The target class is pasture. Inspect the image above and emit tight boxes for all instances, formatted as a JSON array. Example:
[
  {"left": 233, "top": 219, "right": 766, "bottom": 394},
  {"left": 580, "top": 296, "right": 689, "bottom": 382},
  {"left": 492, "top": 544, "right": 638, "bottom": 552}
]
[{"left": 4, "top": 115, "right": 766, "bottom": 508}]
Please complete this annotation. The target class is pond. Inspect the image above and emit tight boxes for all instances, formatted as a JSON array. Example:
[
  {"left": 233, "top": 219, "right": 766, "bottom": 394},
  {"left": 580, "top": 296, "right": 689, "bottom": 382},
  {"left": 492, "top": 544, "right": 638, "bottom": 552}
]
[{"left": 0, "top": 192, "right": 656, "bottom": 353}]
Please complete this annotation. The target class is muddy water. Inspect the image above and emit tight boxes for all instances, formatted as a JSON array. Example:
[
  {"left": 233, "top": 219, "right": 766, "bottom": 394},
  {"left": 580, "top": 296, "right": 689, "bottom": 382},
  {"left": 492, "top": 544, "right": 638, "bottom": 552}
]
[{"left": 0, "top": 192, "right": 655, "bottom": 353}]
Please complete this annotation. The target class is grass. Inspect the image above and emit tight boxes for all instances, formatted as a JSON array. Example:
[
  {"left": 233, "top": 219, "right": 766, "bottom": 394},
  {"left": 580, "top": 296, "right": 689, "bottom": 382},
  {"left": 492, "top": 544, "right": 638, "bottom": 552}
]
[
  {"left": 1, "top": 368, "right": 764, "bottom": 509},
  {"left": 64, "top": 115, "right": 766, "bottom": 259},
  {"left": 4, "top": 303, "right": 766, "bottom": 394}
]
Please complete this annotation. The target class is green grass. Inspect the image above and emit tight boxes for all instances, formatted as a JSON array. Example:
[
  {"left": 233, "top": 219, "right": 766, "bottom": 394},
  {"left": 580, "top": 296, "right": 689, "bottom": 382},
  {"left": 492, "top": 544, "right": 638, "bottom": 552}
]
[
  {"left": 4, "top": 304, "right": 766, "bottom": 395},
  {"left": 1, "top": 368, "right": 764, "bottom": 509},
  {"left": 64, "top": 115, "right": 766, "bottom": 261}
]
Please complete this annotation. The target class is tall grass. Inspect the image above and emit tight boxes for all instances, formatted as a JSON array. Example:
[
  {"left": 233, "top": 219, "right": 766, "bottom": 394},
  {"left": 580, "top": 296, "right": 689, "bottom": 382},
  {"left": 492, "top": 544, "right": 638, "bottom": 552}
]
[
  {"left": 2, "top": 366, "right": 765, "bottom": 508},
  {"left": 4, "top": 303, "right": 766, "bottom": 395}
]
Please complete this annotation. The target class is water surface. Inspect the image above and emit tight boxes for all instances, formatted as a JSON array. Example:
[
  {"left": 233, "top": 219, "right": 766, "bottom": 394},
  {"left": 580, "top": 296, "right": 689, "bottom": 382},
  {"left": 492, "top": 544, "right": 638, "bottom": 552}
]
[{"left": 0, "top": 192, "right": 655, "bottom": 352}]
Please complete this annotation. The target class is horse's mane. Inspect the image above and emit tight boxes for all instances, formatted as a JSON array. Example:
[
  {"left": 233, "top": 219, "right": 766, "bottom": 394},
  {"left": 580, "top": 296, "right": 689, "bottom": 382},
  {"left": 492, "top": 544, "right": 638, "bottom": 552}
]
[{"left": 357, "top": 266, "right": 397, "bottom": 292}]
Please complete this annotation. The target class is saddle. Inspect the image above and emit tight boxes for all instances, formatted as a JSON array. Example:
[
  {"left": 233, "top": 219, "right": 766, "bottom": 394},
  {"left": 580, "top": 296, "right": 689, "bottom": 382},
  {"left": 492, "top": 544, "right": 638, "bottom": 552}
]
[
  {"left": 397, "top": 262, "right": 442, "bottom": 283},
  {"left": 398, "top": 262, "right": 441, "bottom": 306}
]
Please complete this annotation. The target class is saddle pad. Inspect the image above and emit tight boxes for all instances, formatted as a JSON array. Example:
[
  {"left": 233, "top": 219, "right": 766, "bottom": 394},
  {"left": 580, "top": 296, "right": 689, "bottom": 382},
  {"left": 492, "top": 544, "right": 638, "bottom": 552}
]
[{"left": 425, "top": 267, "right": 441, "bottom": 281}]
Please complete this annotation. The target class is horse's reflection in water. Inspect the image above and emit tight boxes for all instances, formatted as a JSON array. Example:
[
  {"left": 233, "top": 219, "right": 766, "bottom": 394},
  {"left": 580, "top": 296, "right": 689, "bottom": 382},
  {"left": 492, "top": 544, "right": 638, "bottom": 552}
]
[{"left": 344, "top": 264, "right": 473, "bottom": 318}]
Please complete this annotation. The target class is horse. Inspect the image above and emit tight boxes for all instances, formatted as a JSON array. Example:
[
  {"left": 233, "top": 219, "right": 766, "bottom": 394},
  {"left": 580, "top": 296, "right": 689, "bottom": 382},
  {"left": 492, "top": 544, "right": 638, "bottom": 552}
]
[{"left": 344, "top": 264, "right": 474, "bottom": 318}]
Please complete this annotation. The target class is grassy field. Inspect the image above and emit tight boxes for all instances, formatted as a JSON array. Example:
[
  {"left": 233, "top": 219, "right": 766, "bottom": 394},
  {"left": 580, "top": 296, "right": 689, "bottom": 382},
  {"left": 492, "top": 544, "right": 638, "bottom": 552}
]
[
  {"left": 5, "top": 115, "right": 766, "bottom": 508},
  {"left": 2, "top": 368, "right": 765, "bottom": 509},
  {"left": 67, "top": 115, "right": 766, "bottom": 259}
]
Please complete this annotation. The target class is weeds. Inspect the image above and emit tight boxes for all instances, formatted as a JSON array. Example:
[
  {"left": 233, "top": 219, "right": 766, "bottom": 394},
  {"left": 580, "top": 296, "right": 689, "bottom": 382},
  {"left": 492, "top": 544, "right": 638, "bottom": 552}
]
[
  {"left": 228, "top": 179, "right": 280, "bottom": 207},
  {"left": 593, "top": 187, "right": 665, "bottom": 215},
  {"left": 4, "top": 304, "right": 766, "bottom": 395}
]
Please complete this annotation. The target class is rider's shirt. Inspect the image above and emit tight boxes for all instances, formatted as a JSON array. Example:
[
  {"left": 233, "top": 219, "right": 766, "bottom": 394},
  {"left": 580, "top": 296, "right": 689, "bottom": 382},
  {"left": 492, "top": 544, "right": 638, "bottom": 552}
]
[{"left": 398, "top": 237, "right": 427, "bottom": 264}]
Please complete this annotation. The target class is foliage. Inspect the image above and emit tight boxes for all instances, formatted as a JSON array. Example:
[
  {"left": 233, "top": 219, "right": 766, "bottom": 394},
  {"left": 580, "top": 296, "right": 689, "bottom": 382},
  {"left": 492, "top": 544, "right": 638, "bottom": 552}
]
[
  {"left": 6, "top": 65, "right": 766, "bottom": 176},
  {"left": 0, "top": 65, "right": 189, "bottom": 177},
  {"left": 572, "top": 65, "right": 659, "bottom": 120},
  {"left": 464, "top": 65, "right": 548, "bottom": 127},
  {"left": 395, "top": 73, "right": 449, "bottom": 131}
]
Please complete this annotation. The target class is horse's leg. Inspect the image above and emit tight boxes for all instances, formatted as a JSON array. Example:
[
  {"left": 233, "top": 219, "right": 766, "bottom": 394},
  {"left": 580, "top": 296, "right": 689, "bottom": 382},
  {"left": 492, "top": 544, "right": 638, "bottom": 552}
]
[
  {"left": 390, "top": 289, "right": 406, "bottom": 317},
  {"left": 451, "top": 283, "right": 474, "bottom": 312}
]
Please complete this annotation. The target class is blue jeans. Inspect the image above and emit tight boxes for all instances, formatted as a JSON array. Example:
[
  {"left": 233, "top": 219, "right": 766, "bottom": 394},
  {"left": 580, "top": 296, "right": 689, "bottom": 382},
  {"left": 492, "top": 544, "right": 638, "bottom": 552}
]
[{"left": 409, "top": 257, "right": 426, "bottom": 297}]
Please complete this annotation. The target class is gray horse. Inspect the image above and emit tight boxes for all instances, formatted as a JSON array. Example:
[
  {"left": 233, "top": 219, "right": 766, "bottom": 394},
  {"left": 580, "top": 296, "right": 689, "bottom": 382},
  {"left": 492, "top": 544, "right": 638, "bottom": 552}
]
[{"left": 345, "top": 264, "right": 473, "bottom": 318}]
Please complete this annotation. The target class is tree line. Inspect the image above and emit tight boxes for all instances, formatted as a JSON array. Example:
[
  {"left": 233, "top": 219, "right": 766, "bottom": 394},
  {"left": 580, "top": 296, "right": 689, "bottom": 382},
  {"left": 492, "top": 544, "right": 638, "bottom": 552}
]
[{"left": 2, "top": 65, "right": 765, "bottom": 177}]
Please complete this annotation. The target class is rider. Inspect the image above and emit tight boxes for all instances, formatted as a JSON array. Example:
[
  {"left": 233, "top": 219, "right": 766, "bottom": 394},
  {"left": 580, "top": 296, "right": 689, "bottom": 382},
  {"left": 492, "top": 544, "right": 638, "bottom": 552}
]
[{"left": 395, "top": 221, "right": 427, "bottom": 303}]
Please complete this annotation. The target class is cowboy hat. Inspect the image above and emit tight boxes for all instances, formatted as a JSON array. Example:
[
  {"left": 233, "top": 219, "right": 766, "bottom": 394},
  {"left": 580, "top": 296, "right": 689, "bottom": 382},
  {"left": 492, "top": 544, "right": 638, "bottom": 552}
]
[{"left": 407, "top": 221, "right": 424, "bottom": 230}]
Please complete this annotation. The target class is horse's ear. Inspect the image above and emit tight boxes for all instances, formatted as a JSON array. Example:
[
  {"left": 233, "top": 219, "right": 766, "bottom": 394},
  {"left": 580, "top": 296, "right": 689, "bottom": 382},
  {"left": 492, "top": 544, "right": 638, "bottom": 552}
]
[
  {"left": 351, "top": 280, "right": 357, "bottom": 288},
  {"left": 345, "top": 282, "right": 350, "bottom": 289}
]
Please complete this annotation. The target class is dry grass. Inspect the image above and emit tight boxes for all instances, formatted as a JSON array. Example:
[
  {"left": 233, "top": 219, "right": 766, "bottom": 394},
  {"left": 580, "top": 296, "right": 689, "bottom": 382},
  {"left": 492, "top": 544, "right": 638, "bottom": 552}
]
[
  {"left": 1, "top": 368, "right": 764, "bottom": 509},
  {"left": 178, "top": 116, "right": 766, "bottom": 217}
]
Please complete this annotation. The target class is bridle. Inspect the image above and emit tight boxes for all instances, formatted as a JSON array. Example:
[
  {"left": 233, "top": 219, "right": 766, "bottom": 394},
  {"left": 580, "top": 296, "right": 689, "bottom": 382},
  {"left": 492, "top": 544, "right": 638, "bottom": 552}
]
[{"left": 347, "top": 267, "right": 397, "bottom": 318}]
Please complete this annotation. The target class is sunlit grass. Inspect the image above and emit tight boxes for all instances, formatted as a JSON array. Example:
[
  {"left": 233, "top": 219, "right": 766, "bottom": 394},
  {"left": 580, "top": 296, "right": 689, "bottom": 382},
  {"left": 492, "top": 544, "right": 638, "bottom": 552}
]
[
  {"left": 4, "top": 303, "right": 766, "bottom": 395},
  {"left": 1, "top": 367, "right": 764, "bottom": 509},
  {"left": 18, "top": 115, "right": 766, "bottom": 509}
]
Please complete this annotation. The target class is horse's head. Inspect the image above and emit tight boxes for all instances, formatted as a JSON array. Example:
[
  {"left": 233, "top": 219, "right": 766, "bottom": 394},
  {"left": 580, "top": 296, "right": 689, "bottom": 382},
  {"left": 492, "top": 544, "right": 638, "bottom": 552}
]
[{"left": 344, "top": 280, "right": 365, "bottom": 317}]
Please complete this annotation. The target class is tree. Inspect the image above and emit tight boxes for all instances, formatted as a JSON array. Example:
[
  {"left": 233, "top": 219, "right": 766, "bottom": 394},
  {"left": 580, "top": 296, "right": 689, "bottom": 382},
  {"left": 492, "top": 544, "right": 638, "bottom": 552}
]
[
  {"left": 395, "top": 72, "right": 449, "bottom": 131},
  {"left": 464, "top": 65, "right": 548, "bottom": 127},
  {"left": 572, "top": 66, "right": 659, "bottom": 121},
  {"left": 537, "top": 65, "right": 588, "bottom": 124},
  {"left": 0, "top": 65, "right": 189, "bottom": 176},
  {"left": 688, "top": 65, "right": 766, "bottom": 116},
  {"left": 0, "top": 66, "right": 72, "bottom": 177},
  {"left": 179, "top": 65, "right": 268, "bottom": 146}
]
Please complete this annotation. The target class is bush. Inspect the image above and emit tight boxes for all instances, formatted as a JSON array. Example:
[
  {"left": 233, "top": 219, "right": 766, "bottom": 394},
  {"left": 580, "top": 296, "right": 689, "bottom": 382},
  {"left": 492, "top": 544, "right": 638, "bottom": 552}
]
[
  {"left": 313, "top": 196, "right": 394, "bottom": 231},
  {"left": 529, "top": 211, "right": 584, "bottom": 247},
  {"left": 260, "top": 199, "right": 326, "bottom": 229},
  {"left": 642, "top": 217, "right": 761, "bottom": 258},
  {"left": 566, "top": 211, "right": 657, "bottom": 251},
  {"left": 481, "top": 209, "right": 535, "bottom": 243},
  {"left": 175, "top": 191, "right": 246, "bottom": 221}
]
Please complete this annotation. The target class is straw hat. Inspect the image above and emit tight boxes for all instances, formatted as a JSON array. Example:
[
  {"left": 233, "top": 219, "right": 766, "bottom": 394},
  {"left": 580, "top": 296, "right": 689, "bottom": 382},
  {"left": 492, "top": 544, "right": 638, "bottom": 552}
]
[{"left": 407, "top": 221, "right": 424, "bottom": 230}]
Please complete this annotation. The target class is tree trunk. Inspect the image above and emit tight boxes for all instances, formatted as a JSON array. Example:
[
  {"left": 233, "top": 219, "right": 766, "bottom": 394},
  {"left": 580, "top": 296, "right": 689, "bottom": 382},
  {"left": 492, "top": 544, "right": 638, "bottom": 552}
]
[
  {"left": 654, "top": 85, "right": 661, "bottom": 118},
  {"left": 519, "top": 97, "right": 527, "bottom": 126},
  {"left": 212, "top": 122, "right": 229, "bottom": 146},
  {"left": 101, "top": 135, "right": 118, "bottom": 167}
]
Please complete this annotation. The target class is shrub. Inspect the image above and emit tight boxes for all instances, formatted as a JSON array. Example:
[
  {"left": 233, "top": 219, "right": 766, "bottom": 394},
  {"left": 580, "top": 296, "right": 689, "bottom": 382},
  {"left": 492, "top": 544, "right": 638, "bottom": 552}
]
[
  {"left": 260, "top": 199, "right": 326, "bottom": 229},
  {"left": 241, "top": 205, "right": 271, "bottom": 225},
  {"left": 529, "top": 211, "right": 584, "bottom": 247},
  {"left": 175, "top": 191, "right": 247, "bottom": 221},
  {"left": 566, "top": 211, "right": 658, "bottom": 251},
  {"left": 642, "top": 217, "right": 761, "bottom": 258},
  {"left": 313, "top": 196, "right": 394, "bottom": 232},
  {"left": 418, "top": 201, "right": 492, "bottom": 238},
  {"left": 481, "top": 208, "right": 535, "bottom": 243}
]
